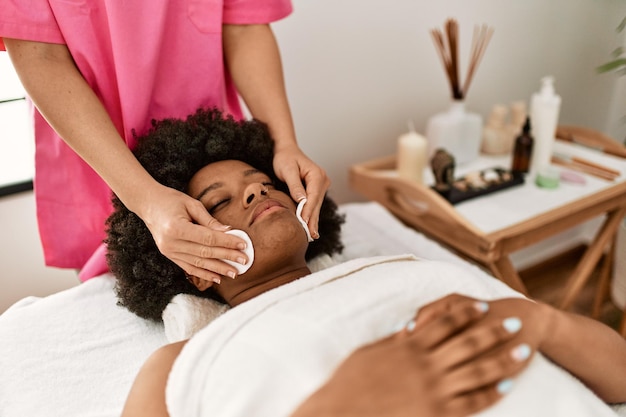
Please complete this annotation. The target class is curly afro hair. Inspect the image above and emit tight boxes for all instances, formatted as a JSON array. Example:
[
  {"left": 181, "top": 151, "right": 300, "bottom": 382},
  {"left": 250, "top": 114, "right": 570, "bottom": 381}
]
[{"left": 105, "top": 108, "right": 345, "bottom": 321}]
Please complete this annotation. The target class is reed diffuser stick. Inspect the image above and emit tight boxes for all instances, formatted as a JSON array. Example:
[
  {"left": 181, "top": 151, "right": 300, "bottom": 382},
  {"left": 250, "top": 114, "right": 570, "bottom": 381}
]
[
  {"left": 463, "top": 24, "right": 494, "bottom": 95},
  {"left": 430, "top": 19, "right": 494, "bottom": 100},
  {"left": 446, "top": 19, "right": 462, "bottom": 99}
]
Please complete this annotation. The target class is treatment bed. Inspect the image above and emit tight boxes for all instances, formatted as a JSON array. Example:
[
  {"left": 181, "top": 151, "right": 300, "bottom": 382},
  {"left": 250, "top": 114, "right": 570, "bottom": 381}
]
[{"left": 0, "top": 202, "right": 624, "bottom": 417}]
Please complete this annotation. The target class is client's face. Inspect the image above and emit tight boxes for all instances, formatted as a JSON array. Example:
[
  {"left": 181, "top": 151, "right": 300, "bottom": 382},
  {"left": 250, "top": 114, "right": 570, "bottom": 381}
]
[{"left": 187, "top": 160, "right": 311, "bottom": 306}]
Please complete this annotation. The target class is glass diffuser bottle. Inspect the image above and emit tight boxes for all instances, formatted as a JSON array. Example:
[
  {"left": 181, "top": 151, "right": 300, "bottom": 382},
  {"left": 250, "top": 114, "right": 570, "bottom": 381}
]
[
  {"left": 426, "top": 19, "right": 494, "bottom": 165},
  {"left": 426, "top": 100, "right": 482, "bottom": 165}
]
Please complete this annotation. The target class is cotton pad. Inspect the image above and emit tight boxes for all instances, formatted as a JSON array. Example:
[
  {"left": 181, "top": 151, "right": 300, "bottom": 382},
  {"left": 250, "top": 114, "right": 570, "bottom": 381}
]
[
  {"left": 221, "top": 229, "right": 254, "bottom": 275},
  {"left": 297, "top": 198, "right": 314, "bottom": 242}
]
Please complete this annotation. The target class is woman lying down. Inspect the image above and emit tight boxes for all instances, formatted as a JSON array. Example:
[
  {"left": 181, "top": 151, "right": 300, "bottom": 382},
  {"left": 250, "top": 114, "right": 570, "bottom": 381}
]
[{"left": 106, "top": 108, "right": 626, "bottom": 417}]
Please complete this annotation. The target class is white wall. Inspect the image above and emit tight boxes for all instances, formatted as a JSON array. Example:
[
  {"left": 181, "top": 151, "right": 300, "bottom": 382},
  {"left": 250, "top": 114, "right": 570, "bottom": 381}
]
[
  {"left": 1, "top": 0, "right": 625, "bottom": 311},
  {"left": 274, "top": 0, "right": 626, "bottom": 203},
  {"left": 0, "top": 192, "right": 78, "bottom": 312}
]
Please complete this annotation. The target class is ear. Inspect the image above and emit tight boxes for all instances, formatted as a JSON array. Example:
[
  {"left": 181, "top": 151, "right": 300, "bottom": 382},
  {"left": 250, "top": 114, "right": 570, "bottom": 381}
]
[{"left": 188, "top": 275, "right": 214, "bottom": 292}]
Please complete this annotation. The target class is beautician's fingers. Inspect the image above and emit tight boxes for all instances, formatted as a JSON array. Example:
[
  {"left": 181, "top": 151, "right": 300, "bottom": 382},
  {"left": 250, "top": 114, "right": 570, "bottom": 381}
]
[
  {"left": 169, "top": 226, "right": 251, "bottom": 282},
  {"left": 273, "top": 145, "right": 330, "bottom": 239},
  {"left": 140, "top": 188, "right": 247, "bottom": 281},
  {"left": 173, "top": 240, "right": 251, "bottom": 278},
  {"left": 402, "top": 296, "right": 489, "bottom": 349}
]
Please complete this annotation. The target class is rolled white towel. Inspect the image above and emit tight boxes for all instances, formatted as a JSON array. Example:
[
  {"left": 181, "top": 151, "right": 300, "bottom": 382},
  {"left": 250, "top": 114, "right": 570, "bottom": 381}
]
[{"left": 162, "top": 294, "right": 229, "bottom": 343}]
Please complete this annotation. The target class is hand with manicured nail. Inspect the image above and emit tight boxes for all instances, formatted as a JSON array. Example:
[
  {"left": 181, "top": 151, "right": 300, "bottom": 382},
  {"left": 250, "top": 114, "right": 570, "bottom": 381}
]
[
  {"left": 137, "top": 185, "right": 250, "bottom": 284},
  {"left": 412, "top": 293, "right": 626, "bottom": 405},
  {"left": 293, "top": 296, "right": 528, "bottom": 417},
  {"left": 295, "top": 291, "right": 626, "bottom": 417},
  {"left": 272, "top": 143, "right": 329, "bottom": 241}
]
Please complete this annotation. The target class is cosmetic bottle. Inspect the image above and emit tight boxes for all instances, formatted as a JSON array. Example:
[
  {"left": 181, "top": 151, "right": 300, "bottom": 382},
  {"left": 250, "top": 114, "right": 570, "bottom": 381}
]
[
  {"left": 507, "top": 101, "right": 527, "bottom": 150},
  {"left": 511, "top": 117, "right": 534, "bottom": 174},
  {"left": 529, "top": 76, "right": 561, "bottom": 173},
  {"left": 397, "top": 121, "right": 428, "bottom": 184}
]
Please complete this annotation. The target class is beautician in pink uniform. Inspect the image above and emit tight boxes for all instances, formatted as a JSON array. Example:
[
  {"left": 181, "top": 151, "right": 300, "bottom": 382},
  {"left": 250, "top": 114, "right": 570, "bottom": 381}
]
[{"left": 0, "top": 1, "right": 329, "bottom": 284}]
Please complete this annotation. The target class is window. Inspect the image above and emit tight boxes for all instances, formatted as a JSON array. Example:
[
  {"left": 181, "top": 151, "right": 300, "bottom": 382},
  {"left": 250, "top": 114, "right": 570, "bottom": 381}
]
[{"left": 0, "top": 52, "right": 33, "bottom": 197}]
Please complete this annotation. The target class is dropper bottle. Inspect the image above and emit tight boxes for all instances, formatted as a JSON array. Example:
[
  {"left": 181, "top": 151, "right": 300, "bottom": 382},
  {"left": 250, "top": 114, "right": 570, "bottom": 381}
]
[{"left": 511, "top": 117, "right": 534, "bottom": 174}]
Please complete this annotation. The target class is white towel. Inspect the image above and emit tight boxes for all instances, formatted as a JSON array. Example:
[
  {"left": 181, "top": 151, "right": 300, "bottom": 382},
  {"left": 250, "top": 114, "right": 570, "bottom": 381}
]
[
  {"left": 0, "top": 274, "right": 167, "bottom": 417},
  {"left": 166, "top": 255, "right": 618, "bottom": 417},
  {"left": 162, "top": 294, "right": 229, "bottom": 343}
]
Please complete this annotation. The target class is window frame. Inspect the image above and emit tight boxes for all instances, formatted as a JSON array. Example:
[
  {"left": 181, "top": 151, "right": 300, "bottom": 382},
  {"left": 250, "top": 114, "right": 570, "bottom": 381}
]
[{"left": 0, "top": 55, "right": 34, "bottom": 198}]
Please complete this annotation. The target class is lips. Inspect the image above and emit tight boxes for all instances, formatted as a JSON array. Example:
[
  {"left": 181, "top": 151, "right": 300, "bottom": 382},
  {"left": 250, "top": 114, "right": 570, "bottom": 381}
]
[{"left": 249, "top": 199, "right": 286, "bottom": 225}]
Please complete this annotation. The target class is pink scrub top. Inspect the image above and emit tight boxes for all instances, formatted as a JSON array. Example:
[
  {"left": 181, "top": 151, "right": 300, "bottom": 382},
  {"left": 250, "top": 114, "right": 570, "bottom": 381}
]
[{"left": 0, "top": 0, "right": 292, "bottom": 281}]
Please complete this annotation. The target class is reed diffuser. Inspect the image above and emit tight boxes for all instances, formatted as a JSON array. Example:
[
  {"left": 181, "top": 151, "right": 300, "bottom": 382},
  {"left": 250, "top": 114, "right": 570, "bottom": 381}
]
[{"left": 425, "top": 19, "right": 494, "bottom": 164}]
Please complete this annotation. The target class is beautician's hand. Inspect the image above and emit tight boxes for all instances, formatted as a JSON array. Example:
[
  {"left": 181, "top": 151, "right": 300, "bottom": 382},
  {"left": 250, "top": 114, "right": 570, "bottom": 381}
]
[
  {"left": 292, "top": 297, "right": 532, "bottom": 417},
  {"left": 272, "top": 144, "right": 330, "bottom": 240},
  {"left": 140, "top": 184, "right": 248, "bottom": 283}
]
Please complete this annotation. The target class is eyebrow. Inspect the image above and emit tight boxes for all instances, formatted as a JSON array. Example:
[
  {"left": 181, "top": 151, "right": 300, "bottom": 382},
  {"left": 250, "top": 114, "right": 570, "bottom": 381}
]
[{"left": 194, "top": 168, "right": 263, "bottom": 200}]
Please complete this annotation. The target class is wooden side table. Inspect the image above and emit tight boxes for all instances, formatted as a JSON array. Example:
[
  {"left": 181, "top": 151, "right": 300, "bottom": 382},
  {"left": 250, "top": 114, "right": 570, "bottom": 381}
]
[{"left": 349, "top": 126, "right": 626, "bottom": 320}]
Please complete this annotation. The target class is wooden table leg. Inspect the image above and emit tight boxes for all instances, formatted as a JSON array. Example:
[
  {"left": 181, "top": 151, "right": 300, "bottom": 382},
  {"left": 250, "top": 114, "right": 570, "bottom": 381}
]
[
  {"left": 485, "top": 256, "right": 529, "bottom": 296},
  {"left": 592, "top": 235, "right": 616, "bottom": 319},
  {"left": 560, "top": 208, "right": 626, "bottom": 311}
]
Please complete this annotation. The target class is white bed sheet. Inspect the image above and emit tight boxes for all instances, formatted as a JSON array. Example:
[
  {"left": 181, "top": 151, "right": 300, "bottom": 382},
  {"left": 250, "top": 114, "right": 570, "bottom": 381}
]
[{"left": 0, "top": 201, "right": 623, "bottom": 416}]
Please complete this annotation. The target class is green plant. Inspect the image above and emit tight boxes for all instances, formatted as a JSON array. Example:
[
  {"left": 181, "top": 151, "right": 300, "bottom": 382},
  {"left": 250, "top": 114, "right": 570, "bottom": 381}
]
[
  {"left": 597, "top": 16, "right": 626, "bottom": 144},
  {"left": 597, "top": 17, "right": 626, "bottom": 75}
]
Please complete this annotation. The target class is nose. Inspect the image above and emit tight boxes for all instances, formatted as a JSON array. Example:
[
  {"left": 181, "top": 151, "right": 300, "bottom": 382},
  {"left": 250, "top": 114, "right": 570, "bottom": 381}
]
[{"left": 243, "top": 183, "right": 269, "bottom": 207}]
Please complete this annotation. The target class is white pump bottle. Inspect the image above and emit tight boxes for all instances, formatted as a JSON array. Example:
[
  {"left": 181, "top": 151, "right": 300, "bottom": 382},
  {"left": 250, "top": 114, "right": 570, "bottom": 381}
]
[{"left": 529, "top": 76, "right": 561, "bottom": 174}]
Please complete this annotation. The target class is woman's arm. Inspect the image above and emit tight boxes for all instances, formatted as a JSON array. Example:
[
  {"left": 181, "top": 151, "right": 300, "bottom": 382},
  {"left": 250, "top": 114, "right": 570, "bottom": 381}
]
[
  {"left": 3, "top": 38, "right": 247, "bottom": 282},
  {"left": 427, "top": 294, "right": 626, "bottom": 404},
  {"left": 121, "top": 340, "right": 188, "bottom": 417},
  {"left": 223, "top": 24, "right": 330, "bottom": 239},
  {"left": 530, "top": 301, "right": 626, "bottom": 403},
  {"left": 4, "top": 39, "right": 151, "bottom": 205}
]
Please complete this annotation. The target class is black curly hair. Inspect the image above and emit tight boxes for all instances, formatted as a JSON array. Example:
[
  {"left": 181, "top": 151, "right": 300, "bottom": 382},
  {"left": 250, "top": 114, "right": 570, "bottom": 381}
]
[{"left": 105, "top": 108, "right": 345, "bottom": 321}]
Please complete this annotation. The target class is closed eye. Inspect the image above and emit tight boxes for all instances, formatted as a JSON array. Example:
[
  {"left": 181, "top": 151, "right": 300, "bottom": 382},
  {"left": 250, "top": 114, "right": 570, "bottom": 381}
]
[{"left": 208, "top": 198, "right": 230, "bottom": 215}]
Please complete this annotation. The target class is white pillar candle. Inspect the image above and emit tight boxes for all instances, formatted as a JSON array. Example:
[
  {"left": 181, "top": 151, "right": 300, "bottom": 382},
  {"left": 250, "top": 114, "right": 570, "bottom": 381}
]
[{"left": 397, "top": 125, "right": 428, "bottom": 184}]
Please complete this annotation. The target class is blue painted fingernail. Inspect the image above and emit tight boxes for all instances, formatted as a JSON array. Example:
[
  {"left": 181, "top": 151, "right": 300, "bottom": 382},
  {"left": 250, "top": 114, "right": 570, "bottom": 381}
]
[
  {"left": 503, "top": 317, "right": 522, "bottom": 333},
  {"left": 405, "top": 319, "right": 416, "bottom": 332},
  {"left": 474, "top": 301, "right": 489, "bottom": 313},
  {"left": 497, "top": 378, "right": 514, "bottom": 394},
  {"left": 511, "top": 343, "right": 532, "bottom": 361}
]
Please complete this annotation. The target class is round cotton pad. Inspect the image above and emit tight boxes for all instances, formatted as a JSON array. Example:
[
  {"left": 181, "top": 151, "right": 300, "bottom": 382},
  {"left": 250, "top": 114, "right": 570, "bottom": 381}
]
[
  {"left": 221, "top": 229, "right": 254, "bottom": 275},
  {"left": 296, "top": 199, "right": 314, "bottom": 242}
]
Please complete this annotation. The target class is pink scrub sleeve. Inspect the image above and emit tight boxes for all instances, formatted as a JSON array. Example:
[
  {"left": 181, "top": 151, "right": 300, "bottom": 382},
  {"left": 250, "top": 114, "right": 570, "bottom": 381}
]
[
  {"left": 223, "top": 0, "right": 293, "bottom": 24},
  {"left": 0, "top": 0, "right": 65, "bottom": 50}
]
